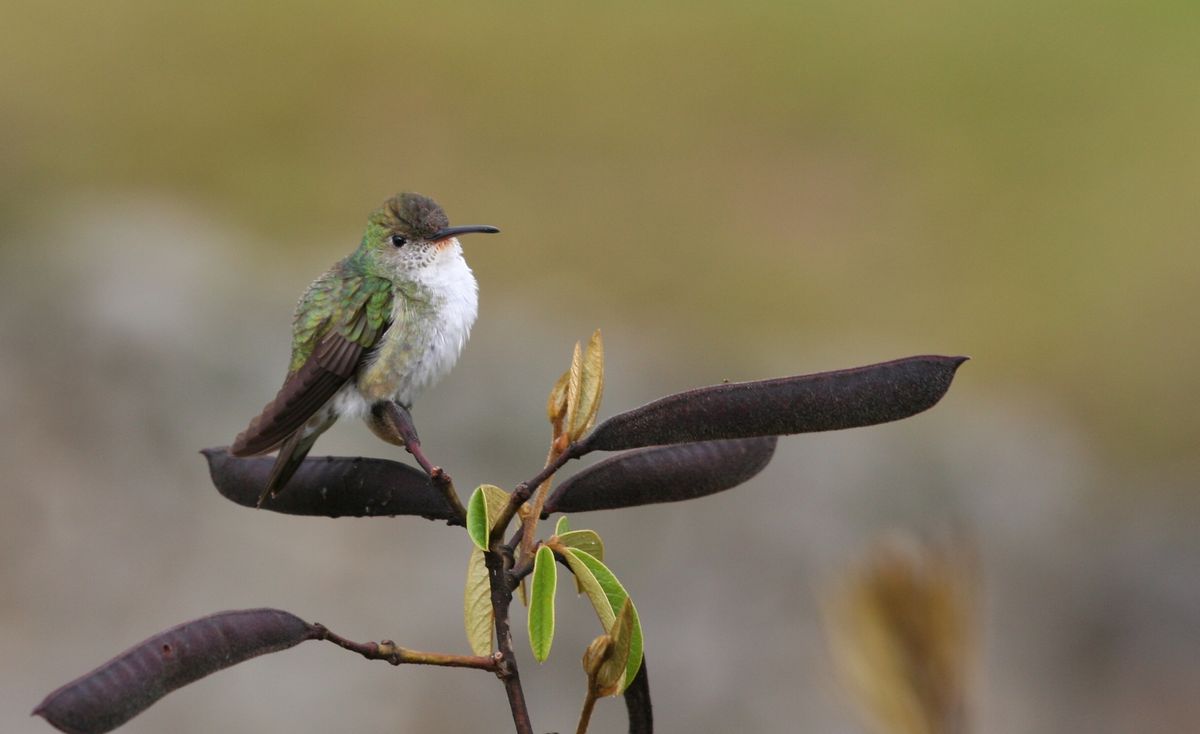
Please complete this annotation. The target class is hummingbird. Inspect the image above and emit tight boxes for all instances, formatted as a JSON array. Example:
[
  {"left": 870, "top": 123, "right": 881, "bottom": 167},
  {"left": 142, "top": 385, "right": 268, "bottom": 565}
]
[{"left": 230, "top": 192, "right": 499, "bottom": 504}]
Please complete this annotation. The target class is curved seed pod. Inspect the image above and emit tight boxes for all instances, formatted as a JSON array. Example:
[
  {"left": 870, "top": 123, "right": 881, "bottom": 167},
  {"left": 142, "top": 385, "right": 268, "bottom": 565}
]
[
  {"left": 33, "top": 609, "right": 316, "bottom": 734},
  {"left": 201, "top": 448, "right": 454, "bottom": 520},
  {"left": 623, "top": 659, "right": 653, "bottom": 734},
  {"left": 545, "top": 437, "right": 777, "bottom": 514},
  {"left": 583, "top": 355, "right": 967, "bottom": 452}
]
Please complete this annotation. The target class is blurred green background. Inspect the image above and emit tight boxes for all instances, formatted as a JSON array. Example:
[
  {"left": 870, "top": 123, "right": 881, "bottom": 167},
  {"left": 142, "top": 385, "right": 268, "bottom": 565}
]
[{"left": 3, "top": 2, "right": 1197, "bottom": 732}]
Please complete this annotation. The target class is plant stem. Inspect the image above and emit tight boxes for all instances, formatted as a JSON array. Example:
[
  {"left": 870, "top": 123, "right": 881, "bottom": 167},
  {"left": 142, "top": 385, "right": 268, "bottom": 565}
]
[
  {"left": 493, "top": 442, "right": 585, "bottom": 545},
  {"left": 312, "top": 625, "right": 496, "bottom": 670},
  {"left": 484, "top": 545, "right": 534, "bottom": 734},
  {"left": 429, "top": 466, "right": 467, "bottom": 525},
  {"left": 575, "top": 690, "right": 599, "bottom": 734},
  {"left": 518, "top": 445, "right": 561, "bottom": 560}
]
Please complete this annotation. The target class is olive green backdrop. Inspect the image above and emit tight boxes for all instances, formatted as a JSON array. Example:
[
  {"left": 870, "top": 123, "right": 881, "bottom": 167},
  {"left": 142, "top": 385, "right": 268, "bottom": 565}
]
[{"left": 3, "top": 2, "right": 1196, "bottom": 732}]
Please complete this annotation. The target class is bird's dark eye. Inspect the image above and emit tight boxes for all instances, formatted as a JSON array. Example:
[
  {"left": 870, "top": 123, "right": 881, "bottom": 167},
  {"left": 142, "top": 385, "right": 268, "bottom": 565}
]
[{"left": 390, "top": 234, "right": 408, "bottom": 247}]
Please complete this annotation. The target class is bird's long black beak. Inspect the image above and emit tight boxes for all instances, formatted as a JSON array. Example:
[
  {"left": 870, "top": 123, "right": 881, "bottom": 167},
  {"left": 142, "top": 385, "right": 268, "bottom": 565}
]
[{"left": 430, "top": 225, "right": 500, "bottom": 242}]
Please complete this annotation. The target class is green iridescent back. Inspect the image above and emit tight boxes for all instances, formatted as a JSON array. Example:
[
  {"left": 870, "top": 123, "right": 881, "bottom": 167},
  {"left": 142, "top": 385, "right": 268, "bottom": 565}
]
[{"left": 288, "top": 261, "right": 394, "bottom": 374}]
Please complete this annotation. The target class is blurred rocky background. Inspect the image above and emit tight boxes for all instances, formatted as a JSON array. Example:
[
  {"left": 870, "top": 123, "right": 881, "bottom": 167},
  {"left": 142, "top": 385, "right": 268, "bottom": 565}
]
[{"left": 2, "top": 2, "right": 1197, "bottom": 732}]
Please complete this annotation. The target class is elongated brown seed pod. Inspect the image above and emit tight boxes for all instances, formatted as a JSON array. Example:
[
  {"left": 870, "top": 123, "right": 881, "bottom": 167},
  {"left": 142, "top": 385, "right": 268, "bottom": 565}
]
[
  {"left": 583, "top": 355, "right": 967, "bottom": 452},
  {"left": 202, "top": 448, "right": 455, "bottom": 519},
  {"left": 545, "top": 437, "right": 776, "bottom": 514},
  {"left": 33, "top": 609, "right": 317, "bottom": 734}
]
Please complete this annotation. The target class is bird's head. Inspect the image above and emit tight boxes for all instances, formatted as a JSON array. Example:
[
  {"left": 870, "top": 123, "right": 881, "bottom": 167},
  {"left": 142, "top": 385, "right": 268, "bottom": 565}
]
[{"left": 358, "top": 192, "right": 499, "bottom": 278}]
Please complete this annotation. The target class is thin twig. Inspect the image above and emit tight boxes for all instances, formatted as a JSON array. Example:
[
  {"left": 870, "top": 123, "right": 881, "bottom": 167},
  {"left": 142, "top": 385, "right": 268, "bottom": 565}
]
[
  {"left": 509, "top": 539, "right": 548, "bottom": 583},
  {"left": 506, "top": 524, "right": 524, "bottom": 551},
  {"left": 518, "top": 445, "right": 562, "bottom": 562},
  {"left": 311, "top": 624, "right": 497, "bottom": 671},
  {"left": 429, "top": 466, "right": 467, "bottom": 525},
  {"left": 493, "top": 442, "right": 585, "bottom": 544},
  {"left": 510, "top": 557, "right": 536, "bottom": 584}
]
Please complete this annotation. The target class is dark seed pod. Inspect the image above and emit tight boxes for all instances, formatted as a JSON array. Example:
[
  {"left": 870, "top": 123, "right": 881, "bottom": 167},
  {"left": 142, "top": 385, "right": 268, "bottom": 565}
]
[
  {"left": 201, "top": 448, "right": 455, "bottom": 520},
  {"left": 33, "top": 609, "right": 316, "bottom": 734},
  {"left": 545, "top": 437, "right": 776, "bottom": 514},
  {"left": 624, "top": 659, "right": 653, "bottom": 734},
  {"left": 583, "top": 355, "right": 967, "bottom": 452}
]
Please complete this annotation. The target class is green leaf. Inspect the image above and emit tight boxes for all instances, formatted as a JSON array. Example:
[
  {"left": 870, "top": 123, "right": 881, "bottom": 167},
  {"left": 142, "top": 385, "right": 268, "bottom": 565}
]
[
  {"left": 596, "top": 599, "right": 635, "bottom": 696},
  {"left": 528, "top": 546, "right": 558, "bottom": 662},
  {"left": 480, "top": 484, "right": 511, "bottom": 531},
  {"left": 463, "top": 549, "right": 493, "bottom": 656},
  {"left": 554, "top": 515, "right": 571, "bottom": 536},
  {"left": 565, "top": 548, "right": 644, "bottom": 692},
  {"left": 467, "top": 485, "right": 511, "bottom": 550},
  {"left": 466, "top": 486, "right": 490, "bottom": 550},
  {"left": 556, "top": 525, "right": 604, "bottom": 592},
  {"left": 562, "top": 548, "right": 615, "bottom": 630},
  {"left": 556, "top": 529, "right": 604, "bottom": 562}
]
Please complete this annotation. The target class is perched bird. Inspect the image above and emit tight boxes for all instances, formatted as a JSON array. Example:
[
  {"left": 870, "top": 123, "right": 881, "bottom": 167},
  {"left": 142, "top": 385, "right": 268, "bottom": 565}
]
[{"left": 230, "top": 192, "right": 498, "bottom": 504}]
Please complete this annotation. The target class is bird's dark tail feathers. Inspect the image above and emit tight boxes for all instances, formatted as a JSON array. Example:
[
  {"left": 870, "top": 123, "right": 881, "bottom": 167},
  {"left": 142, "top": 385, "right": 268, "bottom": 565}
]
[{"left": 257, "top": 427, "right": 323, "bottom": 507}]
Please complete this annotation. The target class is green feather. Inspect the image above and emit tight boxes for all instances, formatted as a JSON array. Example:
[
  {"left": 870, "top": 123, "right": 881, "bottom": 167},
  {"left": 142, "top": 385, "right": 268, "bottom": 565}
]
[{"left": 287, "top": 264, "right": 394, "bottom": 374}]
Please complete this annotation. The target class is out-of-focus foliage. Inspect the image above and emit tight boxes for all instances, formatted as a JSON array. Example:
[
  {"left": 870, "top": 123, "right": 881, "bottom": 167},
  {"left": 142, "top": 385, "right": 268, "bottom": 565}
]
[{"left": 826, "top": 536, "right": 975, "bottom": 734}]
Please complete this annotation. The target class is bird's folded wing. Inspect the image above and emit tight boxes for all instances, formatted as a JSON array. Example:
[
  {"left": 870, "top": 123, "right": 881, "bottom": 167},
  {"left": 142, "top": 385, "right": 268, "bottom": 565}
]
[
  {"left": 230, "top": 332, "right": 364, "bottom": 456},
  {"left": 230, "top": 273, "right": 394, "bottom": 457}
]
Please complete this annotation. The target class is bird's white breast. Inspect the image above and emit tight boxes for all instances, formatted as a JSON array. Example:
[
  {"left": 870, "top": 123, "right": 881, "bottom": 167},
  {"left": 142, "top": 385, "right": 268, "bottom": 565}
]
[
  {"left": 332, "top": 241, "right": 478, "bottom": 419},
  {"left": 404, "top": 241, "right": 479, "bottom": 397}
]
